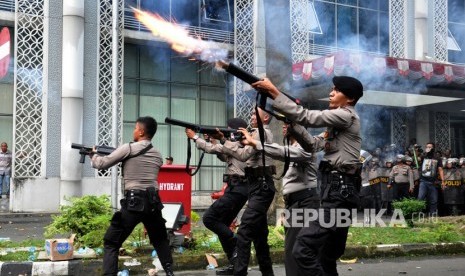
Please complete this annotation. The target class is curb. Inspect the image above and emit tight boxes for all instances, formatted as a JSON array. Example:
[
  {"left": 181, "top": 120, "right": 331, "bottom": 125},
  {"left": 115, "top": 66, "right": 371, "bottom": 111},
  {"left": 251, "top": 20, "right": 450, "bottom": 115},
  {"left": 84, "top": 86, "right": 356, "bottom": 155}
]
[{"left": 1, "top": 242, "right": 465, "bottom": 275}]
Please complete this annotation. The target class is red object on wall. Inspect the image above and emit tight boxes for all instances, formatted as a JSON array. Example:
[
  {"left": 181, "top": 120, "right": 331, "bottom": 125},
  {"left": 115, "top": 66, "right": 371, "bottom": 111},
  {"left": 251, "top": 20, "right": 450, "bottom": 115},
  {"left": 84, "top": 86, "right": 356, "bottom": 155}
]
[
  {"left": 158, "top": 165, "right": 193, "bottom": 234},
  {"left": 0, "top": 27, "right": 11, "bottom": 79}
]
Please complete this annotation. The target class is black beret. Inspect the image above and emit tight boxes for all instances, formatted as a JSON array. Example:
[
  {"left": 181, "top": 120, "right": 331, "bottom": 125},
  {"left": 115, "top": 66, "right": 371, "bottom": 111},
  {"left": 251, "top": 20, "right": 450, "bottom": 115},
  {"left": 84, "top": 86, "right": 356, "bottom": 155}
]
[
  {"left": 332, "top": 76, "right": 363, "bottom": 100},
  {"left": 227, "top": 118, "right": 248, "bottom": 129}
]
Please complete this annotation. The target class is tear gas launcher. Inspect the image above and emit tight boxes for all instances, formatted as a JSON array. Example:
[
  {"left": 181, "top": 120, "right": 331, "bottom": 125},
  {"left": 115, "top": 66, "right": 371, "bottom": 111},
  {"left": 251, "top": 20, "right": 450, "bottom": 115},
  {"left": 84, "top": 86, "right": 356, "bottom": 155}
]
[
  {"left": 71, "top": 143, "right": 116, "bottom": 163},
  {"left": 164, "top": 117, "right": 243, "bottom": 141},
  {"left": 216, "top": 60, "right": 300, "bottom": 123}
]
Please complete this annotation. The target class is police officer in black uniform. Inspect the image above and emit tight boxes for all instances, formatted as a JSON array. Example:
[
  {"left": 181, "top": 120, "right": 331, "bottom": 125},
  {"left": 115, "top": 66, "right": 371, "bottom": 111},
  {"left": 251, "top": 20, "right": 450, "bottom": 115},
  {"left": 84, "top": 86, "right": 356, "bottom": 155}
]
[
  {"left": 220, "top": 108, "right": 276, "bottom": 276},
  {"left": 185, "top": 118, "right": 249, "bottom": 275},
  {"left": 91, "top": 117, "right": 174, "bottom": 276},
  {"left": 240, "top": 122, "right": 319, "bottom": 276},
  {"left": 253, "top": 76, "right": 363, "bottom": 276}
]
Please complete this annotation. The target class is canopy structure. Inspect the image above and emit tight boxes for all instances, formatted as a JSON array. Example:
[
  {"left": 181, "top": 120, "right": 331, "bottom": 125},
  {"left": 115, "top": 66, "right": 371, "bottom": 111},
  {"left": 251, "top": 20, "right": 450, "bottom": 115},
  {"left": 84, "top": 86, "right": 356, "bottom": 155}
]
[
  {"left": 292, "top": 52, "right": 465, "bottom": 86},
  {"left": 288, "top": 52, "right": 465, "bottom": 112}
]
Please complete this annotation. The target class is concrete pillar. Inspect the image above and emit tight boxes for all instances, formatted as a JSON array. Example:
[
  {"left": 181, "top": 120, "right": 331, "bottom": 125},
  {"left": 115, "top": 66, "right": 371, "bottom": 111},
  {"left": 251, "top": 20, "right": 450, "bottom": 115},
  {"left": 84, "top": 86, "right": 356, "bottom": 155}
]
[
  {"left": 60, "top": 0, "right": 84, "bottom": 202},
  {"left": 405, "top": 0, "right": 416, "bottom": 59},
  {"left": 414, "top": 0, "right": 429, "bottom": 60}
]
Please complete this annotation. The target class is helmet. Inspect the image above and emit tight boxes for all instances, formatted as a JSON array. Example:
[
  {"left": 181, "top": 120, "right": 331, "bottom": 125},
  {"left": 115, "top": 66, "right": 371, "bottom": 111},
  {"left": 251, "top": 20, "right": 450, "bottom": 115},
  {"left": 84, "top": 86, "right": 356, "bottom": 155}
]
[
  {"left": 459, "top": 157, "right": 465, "bottom": 166},
  {"left": 385, "top": 159, "right": 393, "bottom": 166},
  {"left": 405, "top": 156, "right": 413, "bottom": 163},
  {"left": 446, "top": 158, "right": 459, "bottom": 167},
  {"left": 396, "top": 154, "right": 405, "bottom": 163}
]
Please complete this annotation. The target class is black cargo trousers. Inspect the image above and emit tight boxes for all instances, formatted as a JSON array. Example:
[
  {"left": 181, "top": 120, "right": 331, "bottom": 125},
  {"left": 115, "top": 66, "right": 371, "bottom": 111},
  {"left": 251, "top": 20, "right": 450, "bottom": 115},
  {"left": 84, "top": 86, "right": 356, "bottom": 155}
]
[
  {"left": 234, "top": 173, "right": 275, "bottom": 276},
  {"left": 292, "top": 171, "right": 360, "bottom": 276},
  {"left": 284, "top": 188, "right": 320, "bottom": 276},
  {"left": 103, "top": 189, "right": 173, "bottom": 276},
  {"left": 203, "top": 176, "right": 249, "bottom": 262}
]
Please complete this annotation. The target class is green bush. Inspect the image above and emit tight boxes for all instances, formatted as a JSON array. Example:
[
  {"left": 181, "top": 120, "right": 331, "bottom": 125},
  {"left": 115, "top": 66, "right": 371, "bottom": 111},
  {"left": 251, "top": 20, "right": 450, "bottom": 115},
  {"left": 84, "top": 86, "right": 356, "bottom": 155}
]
[
  {"left": 44, "top": 195, "right": 112, "bottom": 248},
  {"left": 190, "top": 210, "right": 200, "bottom": 224},
  {"left": 392, "top": 198, "right": 426, "bottom": 227}
]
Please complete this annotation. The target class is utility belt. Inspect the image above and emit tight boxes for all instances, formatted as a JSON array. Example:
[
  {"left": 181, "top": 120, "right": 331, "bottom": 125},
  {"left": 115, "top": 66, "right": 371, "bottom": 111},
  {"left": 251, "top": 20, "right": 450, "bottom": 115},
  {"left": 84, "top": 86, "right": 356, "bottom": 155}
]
[
  {"left": 244, "top": 165, "right": 276, "bottom": 177},
  {"left": 223, "top": 174, "right": 248, "bottom": 185},
  {"left": 283, "top": 188, "right": 318, "bottom": 206},
  {"left": 322, "top": 170, "right": 360, "bottom": 199},
  {"left": 121, "top": 187, "right": 163, "bottom": 213}
]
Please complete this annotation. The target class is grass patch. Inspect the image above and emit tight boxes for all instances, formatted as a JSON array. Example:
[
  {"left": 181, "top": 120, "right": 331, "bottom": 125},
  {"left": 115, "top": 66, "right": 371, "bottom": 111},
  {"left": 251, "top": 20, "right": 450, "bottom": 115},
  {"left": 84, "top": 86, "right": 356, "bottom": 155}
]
[
  {"left": 1, "top": 217, "right": 464, "bottom": 261},
  {"left": 347, "top": 217, "right": 465, "bottom": 246}
]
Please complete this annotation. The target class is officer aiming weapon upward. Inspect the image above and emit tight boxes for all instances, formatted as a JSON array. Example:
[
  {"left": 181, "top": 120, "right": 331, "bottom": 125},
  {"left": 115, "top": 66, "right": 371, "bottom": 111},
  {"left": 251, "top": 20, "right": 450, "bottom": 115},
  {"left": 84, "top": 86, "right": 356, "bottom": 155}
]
[
  {"left": 216, "top": 60, "right": 300, "bottom": 123},
  {"left": 71, "top": 143, "right": 115, "bottom": 163}
]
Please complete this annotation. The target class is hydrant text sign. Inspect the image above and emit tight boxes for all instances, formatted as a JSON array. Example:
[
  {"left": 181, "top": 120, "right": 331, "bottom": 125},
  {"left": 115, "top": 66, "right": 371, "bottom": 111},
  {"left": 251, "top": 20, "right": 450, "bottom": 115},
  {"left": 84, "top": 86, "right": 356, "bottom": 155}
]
[{"left": 158, "top": 165, "right": 193, "bottom": 234}]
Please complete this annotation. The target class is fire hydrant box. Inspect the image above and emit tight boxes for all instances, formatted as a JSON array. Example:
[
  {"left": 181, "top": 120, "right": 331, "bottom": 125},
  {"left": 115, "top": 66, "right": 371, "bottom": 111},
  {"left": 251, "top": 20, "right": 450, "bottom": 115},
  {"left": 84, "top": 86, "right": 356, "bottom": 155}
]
[{"left": 45, "top": 234, "right": 75, "bottom": 261}]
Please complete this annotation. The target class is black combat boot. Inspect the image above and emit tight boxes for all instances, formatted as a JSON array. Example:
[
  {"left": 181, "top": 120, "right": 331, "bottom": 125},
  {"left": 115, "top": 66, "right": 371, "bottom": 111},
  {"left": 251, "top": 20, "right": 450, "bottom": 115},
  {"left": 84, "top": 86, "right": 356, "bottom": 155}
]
[
  {"left": 163, "top": 263, "right": 175, "bottom": 276},
  {"left": 216, "top": 247, "right": 237, "bottom": 275},
  {"left": 215, "top": 264, "right": 234, "bottom": 275}
]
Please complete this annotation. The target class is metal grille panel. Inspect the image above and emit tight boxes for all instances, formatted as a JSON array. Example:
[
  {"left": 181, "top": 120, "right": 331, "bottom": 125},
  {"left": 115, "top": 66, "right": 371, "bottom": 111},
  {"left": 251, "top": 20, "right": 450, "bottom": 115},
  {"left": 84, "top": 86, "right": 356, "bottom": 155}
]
[
  {"left": 13, "top": 0, "right": 46, "bottom": 177},
  {"left": 97, "top": 0, "right": 124, "bottom": 177},
  {"left": 390, "top": 0, "right": 406, "bottom": 58},
  {"left": 434, "top": 112, "right": 450, "bottom": 153},
  {"left": 392, "top": 110, "right": 407, "bottom": 150},
  {"left": 433, "top": 0, "right": 448, "bottom": 62},
  {"left": 290, "top": 0, "right": 309, "bottom": 64},
  {"left": 234, "top": 0, "right": 256, "bottom": 120}
]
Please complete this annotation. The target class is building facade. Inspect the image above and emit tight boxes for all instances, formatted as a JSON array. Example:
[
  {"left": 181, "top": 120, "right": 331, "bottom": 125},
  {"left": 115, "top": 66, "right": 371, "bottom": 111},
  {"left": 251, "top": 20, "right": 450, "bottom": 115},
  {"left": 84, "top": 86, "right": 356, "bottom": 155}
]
[{"left": 0, "top": 0, "right": 464, "bottom": 212}]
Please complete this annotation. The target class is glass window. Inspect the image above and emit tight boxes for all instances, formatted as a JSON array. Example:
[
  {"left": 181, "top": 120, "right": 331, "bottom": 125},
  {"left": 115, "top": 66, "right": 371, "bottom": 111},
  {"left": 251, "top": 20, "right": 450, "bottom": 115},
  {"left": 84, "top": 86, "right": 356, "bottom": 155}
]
[
  {"left": 201, "top": 86, "right": 225, "bottom": 101},
  {"left": 359, "top": 9, "right": 379, "bottom": 52},
  {"left": 337, "top": 0, "right": 357, "bottom": 6},
  {"left": 200, "top": 66, "right": 227, "bottom": 86},
  {"left": 153, "top": 124, "right": 169, "bottom": 161},
  {"left": 123, "top": 80, "right": 138, "bottom": 121},
  {"left": 171, "top": 57, "right": 199, "bottom": 83},
  {"left": 202, "top": 0, "right": 232, "bottom": 23},
  {"left": 195, "top": 166, "right": 225, "bottom": 190},
  {"left": 447, "top": 28, "right": 461, "bottom": 51},
  {"left": 379, "top": 0, "right": 389, "bottom": 12},
  {"left": 448, "top": 23, "right": 465, "bottom": 63},
  {"left": 171, "top": 98, "right": 197, "bottom": 122},
  {"left": 0, "top": 83, "right": 14, "bottom": 114},
  {"left": 169, "top": 95, "right": 197, "bottom": 167},
  {"left": 0, "top": 116, "right": 13, "bottom": 146},
  {"left": 123, "top": 43, "right": 229, "bottom": 191},
  {"left": 140, "top": 47, "right": 170, "bottom": 81},
  {"left": 140, "top": 81, "right": 169, "bottom": 122},
  {"left": 379, "top": 11, "right": 389, "bottom": 54},
  {"left": 140, "top": 0, "right": 170, "bottom": 18},
  {"left": 308, "top": 2, "right": 323, "bottom": 34},
  {"left": 359, "top": 0, "right": 379, "bottom": 10},
  {"left": 448, "top": 0, "right": 465, "bottom": 24},
  {"left": 122, "top": 122, "right": 134, "bottom": 143},
  {"left": 124, "top": 44, "right": 138, "bottom": 78},
  {"left": 172, "top": 0, "right": 199, "bottom": 25},
  {"left": 200, "top": 99, "right": 226, "bottom": 126},
  {"left": 314, "top": 1, "right": 336, "bottom": 47},
  {"left": 171, "top": 83, "right": 198, "bottom": 99},
  {"left": 337, "top": 5, "right": 358, "bottom": 49}
]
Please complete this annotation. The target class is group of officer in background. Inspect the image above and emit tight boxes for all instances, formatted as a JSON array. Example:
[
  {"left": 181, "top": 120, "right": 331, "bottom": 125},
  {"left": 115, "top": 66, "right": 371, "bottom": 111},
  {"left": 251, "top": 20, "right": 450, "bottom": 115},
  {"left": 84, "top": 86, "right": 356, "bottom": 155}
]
[{"left": 360, "top": 143, "right": 465, "bottom": 218}]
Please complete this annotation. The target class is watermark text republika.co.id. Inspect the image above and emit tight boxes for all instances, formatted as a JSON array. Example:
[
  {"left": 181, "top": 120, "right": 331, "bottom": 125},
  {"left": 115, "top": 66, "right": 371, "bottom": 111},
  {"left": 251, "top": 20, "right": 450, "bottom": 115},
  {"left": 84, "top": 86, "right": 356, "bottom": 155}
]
[{"left": 277, "top": 208, "right": 438, "bottom": 228}]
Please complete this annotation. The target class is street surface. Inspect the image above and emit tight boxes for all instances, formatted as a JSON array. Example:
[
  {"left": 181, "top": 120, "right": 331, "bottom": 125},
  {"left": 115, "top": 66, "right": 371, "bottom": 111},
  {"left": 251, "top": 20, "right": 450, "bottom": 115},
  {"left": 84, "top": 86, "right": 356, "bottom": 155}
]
[
  {"left": 170, "top": 255, "right": 465, "bottom": 276},
  {"left": 1, "top": 211, "right": 465, "bottom": 275}
]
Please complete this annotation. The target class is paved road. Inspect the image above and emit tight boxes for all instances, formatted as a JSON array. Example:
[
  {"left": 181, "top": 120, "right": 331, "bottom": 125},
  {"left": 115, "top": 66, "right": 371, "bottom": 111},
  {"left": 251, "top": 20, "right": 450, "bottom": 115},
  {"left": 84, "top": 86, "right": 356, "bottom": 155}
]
[
  {"left": 168, "top": 255, "right": 465, "bottom": 276},
  {"left": 0, "top": 201, "right": 53, "bottom": 241}
]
